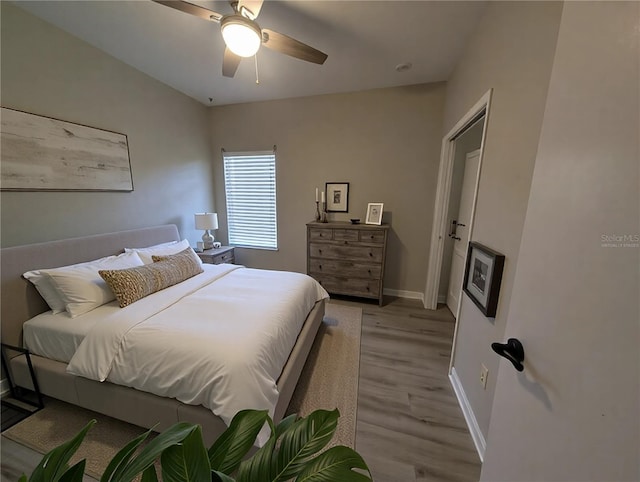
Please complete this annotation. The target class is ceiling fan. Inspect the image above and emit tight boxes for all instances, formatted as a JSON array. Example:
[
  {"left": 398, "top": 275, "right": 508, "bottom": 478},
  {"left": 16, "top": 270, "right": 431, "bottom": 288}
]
[{"left": 152, "top": 0, "right": 328, "bottom": 78}]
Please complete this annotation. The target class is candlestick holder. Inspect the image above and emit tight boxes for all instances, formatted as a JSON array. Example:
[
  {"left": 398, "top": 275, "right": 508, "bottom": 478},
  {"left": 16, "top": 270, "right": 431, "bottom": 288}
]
[
  {"left": 320, "top": 202, "right": 328, "bottom": 223},
  {"left": 315, "top": 201, "right": 321, "bottom": 221}
]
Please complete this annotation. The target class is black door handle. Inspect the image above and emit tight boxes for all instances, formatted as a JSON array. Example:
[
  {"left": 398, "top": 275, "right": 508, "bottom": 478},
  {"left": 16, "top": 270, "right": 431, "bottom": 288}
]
[{"left": 491, "top": 338, "right": 524, "bottom": 372}]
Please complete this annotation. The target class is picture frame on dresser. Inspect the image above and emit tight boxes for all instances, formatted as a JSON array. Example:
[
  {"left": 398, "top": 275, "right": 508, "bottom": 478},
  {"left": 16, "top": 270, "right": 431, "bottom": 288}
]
[
  {"left": 365, "top": 203, "right": 384, "bottom": 225},
  {"left": 325, "top": 182, "right": 350, "bottom": 212}
]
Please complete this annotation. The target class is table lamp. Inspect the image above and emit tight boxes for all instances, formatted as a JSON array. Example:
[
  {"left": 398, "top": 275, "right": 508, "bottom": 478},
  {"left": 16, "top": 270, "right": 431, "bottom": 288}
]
[{"left": 194, "top": 212, "right": 218, "bottom": 250}]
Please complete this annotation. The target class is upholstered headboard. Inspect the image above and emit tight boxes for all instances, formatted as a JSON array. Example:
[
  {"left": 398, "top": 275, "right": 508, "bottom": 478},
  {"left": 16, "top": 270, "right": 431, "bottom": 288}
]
[{"left": 1, "top": 224, "right": 180, "bottom": 347}]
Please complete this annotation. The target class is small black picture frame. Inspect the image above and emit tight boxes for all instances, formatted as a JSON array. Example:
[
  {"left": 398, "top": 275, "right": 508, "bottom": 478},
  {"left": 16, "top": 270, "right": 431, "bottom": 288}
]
[
  {"left": 325, "top": 182, "right": 350, "bottom": 213},
  {"left": 462, "top": 242, "right": 505, "bottom": 317}
]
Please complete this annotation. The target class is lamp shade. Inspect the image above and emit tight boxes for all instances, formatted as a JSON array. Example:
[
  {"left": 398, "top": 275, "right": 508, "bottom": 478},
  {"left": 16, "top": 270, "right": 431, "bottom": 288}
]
[
  {"left": 221, "top": 15, "right": 261, "bottom": 57},
  {"left": 195, "top": 213, "right": 218, "bottom": 230}
]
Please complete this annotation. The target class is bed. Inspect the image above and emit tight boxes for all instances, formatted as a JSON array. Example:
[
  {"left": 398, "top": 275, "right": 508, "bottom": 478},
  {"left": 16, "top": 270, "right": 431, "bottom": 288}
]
[{"left": 1, "top": 225, "right": 327, "bottom": 445}]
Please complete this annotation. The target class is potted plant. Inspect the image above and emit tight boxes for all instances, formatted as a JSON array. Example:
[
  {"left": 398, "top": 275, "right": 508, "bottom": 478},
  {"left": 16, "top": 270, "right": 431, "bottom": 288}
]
[{"left": 19, "top": 408, "right": 372, "bottom": 482}]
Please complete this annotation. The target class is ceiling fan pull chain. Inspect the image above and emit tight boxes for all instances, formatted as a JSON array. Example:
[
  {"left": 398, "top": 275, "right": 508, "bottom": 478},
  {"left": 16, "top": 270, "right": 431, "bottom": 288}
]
[{"left": 254, "top": 53, "right": 260, "bottom": 85}]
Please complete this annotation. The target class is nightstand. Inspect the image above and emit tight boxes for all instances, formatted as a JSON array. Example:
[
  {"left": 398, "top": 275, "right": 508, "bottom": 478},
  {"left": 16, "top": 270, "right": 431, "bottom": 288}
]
[{"left": 196, "top": 246, "right": 235, "bottom": 265}]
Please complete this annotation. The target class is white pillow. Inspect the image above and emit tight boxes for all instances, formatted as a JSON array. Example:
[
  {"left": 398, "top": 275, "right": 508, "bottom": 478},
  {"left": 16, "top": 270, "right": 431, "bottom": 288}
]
[
  {"left": 43, "top": 251, "right": 145, "bottom": 318},
  {"left": 124, "top": 239, "right": 198, "bottom": 264},
  {"left": 22, "top": 271, "right": 67, "bottom": 314}
]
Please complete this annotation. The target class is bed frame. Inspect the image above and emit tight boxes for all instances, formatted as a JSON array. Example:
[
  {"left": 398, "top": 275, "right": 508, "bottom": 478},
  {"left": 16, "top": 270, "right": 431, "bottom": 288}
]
[{"left": 0, "top": 225, "right": 325, "bottom": 445}]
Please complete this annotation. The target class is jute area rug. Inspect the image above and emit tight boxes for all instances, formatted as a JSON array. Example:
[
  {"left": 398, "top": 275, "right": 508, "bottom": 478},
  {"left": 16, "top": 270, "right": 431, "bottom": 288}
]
[{"left": 2, "top": 302, "right": 362, "bottom": 480}]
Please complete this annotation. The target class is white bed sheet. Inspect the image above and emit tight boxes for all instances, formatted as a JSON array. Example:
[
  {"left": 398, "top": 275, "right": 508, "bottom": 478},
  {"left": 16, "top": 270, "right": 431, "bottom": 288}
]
[
  {"left": 23, "top": 301, "right": 121, "bottom": 363},
  {"left": 63, "top": 263, "right": 328, "bottom": 444}
]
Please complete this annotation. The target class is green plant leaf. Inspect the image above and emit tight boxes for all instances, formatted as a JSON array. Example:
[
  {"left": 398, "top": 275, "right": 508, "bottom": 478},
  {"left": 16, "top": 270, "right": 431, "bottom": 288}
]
[
  {"left": 116, "top": 422, "right": 199, "bottom": 482},
  {"left": 295, "top": 446, "right": 372, "bottom": 482},
  {"left": 161, "top": 425, "right": 210, "bottom": 482},
  {"left": 212, "top": 470, "right": 236, "bottom": 482},
  {"left": 236, "top": 410, "right": 338, "bottom": 482},
  {"left": 236, "top": 416, "right": 278, "bottom": 482},
  {"left": 58, "top": 460, "right": 86, "bottom": 482},
  {"left": 208, "top": 409, "right": 269, "bottom": 474},
  {"left": 19, "top": 475, "right": 27, "bottom": 482},
  {"left": 235, "top": 435, "right": 277, "bottom": 482},
  {"left": 28, "top": 419, "right": 96, "bottom": 482},
  {"left": 275, "top": 413, "right": 298, "bottom": 439},
  {"left": 272, "top": 409, "right": 339, "bottom": 481},
  {"left": 140, "top": 466, "right": 159, "bottom": 482},
  {"left": 101, "top": 428, "right": 153, "bottom": 482}
]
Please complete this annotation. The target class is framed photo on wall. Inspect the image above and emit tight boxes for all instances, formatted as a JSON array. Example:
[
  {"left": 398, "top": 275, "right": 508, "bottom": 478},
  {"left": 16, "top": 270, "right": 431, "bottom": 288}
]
[
  {"left": 0, "top": 107, "right": 133, "bottom": 192},
  {"left": 365, "top": 202, "right": 384, "bottom": 225},
  {"left": 325, "top": 182, "right": 349, "bottom": 212},
  {"left": 462, "top": 242, "right": 505, "bottom": 317}
]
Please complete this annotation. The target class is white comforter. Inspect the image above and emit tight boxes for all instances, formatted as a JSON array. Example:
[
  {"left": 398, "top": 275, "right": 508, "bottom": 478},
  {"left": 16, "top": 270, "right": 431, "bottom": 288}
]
[{"left": 67, "top": 264, "right": 328, "bottom": 443}]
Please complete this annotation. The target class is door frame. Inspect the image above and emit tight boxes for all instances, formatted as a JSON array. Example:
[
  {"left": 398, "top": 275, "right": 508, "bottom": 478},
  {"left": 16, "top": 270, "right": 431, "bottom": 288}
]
[{"left": 423, "top": 89, "right": 492, "bottom": 310}]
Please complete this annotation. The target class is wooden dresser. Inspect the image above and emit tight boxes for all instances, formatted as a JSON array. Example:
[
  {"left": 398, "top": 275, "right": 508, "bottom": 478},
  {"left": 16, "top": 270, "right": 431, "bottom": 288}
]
[{"left": 307, "top": 221, "right": 389, "bottom": 305}]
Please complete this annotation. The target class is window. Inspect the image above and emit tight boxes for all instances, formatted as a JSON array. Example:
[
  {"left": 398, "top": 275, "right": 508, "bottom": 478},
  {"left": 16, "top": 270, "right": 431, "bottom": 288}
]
[{"left": 223, "top": 150, "right": 277, "bottom": 250}]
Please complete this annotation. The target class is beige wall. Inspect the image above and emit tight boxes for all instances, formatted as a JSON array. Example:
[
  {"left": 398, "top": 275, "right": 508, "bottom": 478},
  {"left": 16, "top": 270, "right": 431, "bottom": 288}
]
[
  {"left": 443, "top": 1, "right": 563, "bottom": 441},
  {"left": 1, "top": 3, "right": 214, "bottom": 248},
  {"left": 209, "top": 84, "right": 446, "bottom": 294}
]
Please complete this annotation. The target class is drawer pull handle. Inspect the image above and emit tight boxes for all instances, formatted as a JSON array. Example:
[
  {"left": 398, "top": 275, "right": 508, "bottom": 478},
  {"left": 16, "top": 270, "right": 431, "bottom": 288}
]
[
  {"left": 344, "top": 241, "right": 348, "bottom": 245},
  {"left": 319, "top": 265, "right": 322, "bottom": 270},
  {"left": 319, "top": 249, "right": 322, "bottom": 254},
  {"left": 368, "top": 269, "right": 371, "bottom": 274},
  {"left": 366, "top": 286, "right": 370, "bottom": 291},
  {"left": 369, "top": 252, "right": 373, "bottom": 257},
  {"left": 370, "top": 235, "right": 374, "bottom": 239}
]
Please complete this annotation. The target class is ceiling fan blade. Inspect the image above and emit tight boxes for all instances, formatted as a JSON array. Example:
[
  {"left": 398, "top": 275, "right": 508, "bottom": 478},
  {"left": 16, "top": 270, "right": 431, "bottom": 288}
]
[
  {"left": 152, "top": 0, "right": 222, "bottom": 22},
  {"left": 222, "top": 47, "right": 242, "bottom": 78},
  {"left": 237, "top": 0, "right": 264, "bottom": 19},
  {"left": 262, "top": 29, "right": 327, "bottom": 65}
]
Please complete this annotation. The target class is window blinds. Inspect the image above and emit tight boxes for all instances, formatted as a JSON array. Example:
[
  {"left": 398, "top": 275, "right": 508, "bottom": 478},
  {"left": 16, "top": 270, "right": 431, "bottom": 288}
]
[{"left": 222, "top": 150, "right": 277, "bottom": 250}]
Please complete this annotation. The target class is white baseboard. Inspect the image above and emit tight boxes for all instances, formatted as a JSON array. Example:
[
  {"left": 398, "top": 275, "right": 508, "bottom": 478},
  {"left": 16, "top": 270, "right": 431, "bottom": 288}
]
[
  {"left": 449, "top": 367, "right": 486, "bottom": 462},
  {"left": 383, "top": 288, "right": 424, "bottom": 302},
  {"left": 1, "top": 378, "right": 10, "bottom": 397}
]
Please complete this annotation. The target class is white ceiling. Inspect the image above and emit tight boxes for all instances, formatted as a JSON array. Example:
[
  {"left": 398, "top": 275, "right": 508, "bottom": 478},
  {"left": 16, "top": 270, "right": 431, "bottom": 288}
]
[{"left": 14, "top": 1, "right": 487, "bottom": 106}]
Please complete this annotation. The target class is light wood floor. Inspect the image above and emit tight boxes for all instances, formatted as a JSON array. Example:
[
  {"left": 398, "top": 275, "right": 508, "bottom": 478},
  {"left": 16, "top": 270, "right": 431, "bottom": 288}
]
[
  {"left": 1, "top": 296, "right": 480, "bottom": 482},
  {"left": 336, "top": 296, "right": 482, "bottom": 482}
]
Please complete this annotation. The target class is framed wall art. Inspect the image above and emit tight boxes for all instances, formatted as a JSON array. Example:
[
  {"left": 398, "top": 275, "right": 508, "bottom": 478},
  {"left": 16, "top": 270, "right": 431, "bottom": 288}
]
[
  {"left": 325, "top": 182, "right": 349, "bottom": 212},
  {"left": 1, "top": 107, "right": 133, "bottom": 192},
  {"left": 462, "top": 242, "right": 505, "bottom": 317},
  {"left": 365, "top": 202, "right": 384, "bottom": 225}
]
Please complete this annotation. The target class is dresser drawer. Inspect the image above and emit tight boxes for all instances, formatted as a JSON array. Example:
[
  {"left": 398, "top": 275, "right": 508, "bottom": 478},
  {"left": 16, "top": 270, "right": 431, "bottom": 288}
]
[
  {"left": 213, "top": 252, "right": 234, "bottom": 264},
  {"left": 309, "top": 228, "right": 333, "bottom": 241},
  {"left": 333, "top": 229, "right": 359, "bottom": 241},
  {"left": 308, "top": 259, "right": 381, "bottom": 279},
  {"left": 360, "top": 230, "right": 386, "bottom": 244},
  {"left": 315, "top": 276, "right": 380, "bottom": 299},
  {"left": 309, "top": 243, "right": 383, "bottom": 263}
]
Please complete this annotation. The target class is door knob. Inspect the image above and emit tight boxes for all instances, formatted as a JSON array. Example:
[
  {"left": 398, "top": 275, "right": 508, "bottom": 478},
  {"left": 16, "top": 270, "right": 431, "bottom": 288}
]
[
  {"left": 449, "top": 219, "right": 462, "bottom": 240},
  {"left": 491, "top": 338, "right": 524, "bottom": 372}
]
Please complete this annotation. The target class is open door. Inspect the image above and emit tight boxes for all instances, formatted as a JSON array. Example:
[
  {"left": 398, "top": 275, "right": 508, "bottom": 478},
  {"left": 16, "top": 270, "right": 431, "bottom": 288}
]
[
  {"left": 481, "top": 3, "right": 639, "bottom": 480},
  {"left": 424, "top": 91, "right": 491, "bottom": 311}
]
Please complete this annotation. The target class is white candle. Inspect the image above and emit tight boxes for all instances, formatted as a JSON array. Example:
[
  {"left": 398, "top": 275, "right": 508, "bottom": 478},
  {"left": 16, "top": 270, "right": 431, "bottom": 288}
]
[
  {"left": 315, "top": 187, "right": 319, "bottom": 202},
  {"left": 321, "top": 191, "right": 325, "bottom": 203}
]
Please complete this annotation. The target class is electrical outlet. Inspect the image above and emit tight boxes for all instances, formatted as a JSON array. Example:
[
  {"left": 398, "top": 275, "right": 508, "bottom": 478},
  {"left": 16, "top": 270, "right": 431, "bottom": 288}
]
[{"left": 480, "top": 364, "right": 489, "bottom": 389}]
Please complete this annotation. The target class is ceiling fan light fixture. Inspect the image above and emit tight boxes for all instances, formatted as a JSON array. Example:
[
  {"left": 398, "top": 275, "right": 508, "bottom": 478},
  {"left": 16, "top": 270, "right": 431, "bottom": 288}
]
[{"left": 221, "top": 15, "right": 262, "bottom": 57}]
